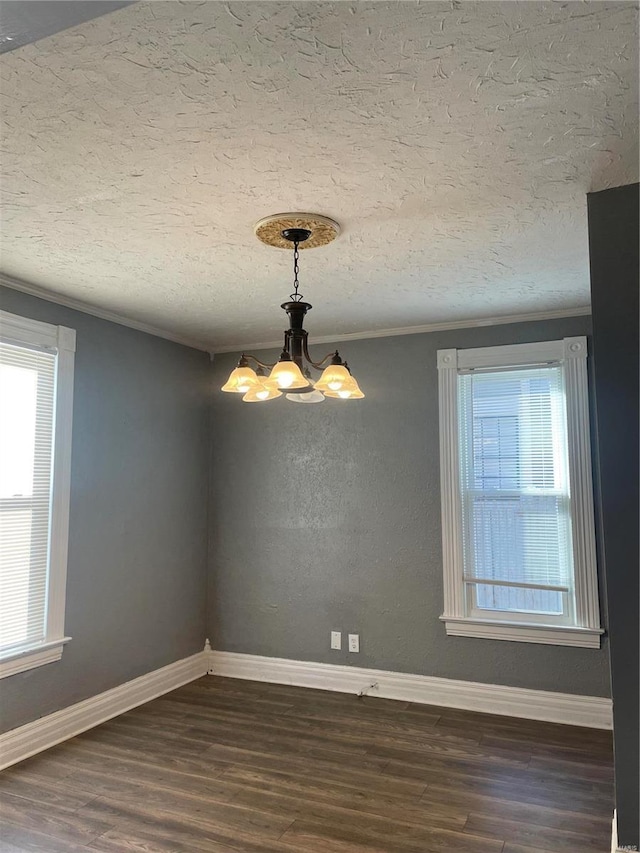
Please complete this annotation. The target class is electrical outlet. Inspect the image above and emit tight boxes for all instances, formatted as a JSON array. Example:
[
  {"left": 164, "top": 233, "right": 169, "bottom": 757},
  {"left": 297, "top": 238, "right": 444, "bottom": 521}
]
[
  {"left": 330, "top": 630, "right": 342, "bottom": 650},
  {"left": 348, "top": 633, "right": 360, "bottom": 653}
]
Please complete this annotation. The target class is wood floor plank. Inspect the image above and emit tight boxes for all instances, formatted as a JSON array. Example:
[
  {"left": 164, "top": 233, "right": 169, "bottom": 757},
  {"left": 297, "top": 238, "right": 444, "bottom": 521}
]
[
  {"left": 421, "top": 784, "right": 612, "bottom": 835},
  {"left": 164, "top": 688, "right": 296, "bottom": 717},
  {"left": 83, "top": 808, "right": 302, "bottom": 853},
  {"left": 87, "top": 828, "right": 190, "bottom": 853},
  {"left": 87, "top": 825, "right": 276, "bottom": 853},
  {"left": 0, "top": 791, "right": 114, "bottom": 847},
  {"left": 186, "top": 717, "right": 372, "bottom": 756},
  {"left": 479, "top": 730, "right": 613, "bottom": 762},
  {"left": 190, "top": 677, "right": 415, "bottom": 717},
  {"left": 386, "top": 759, "right": 612, "bottom": 812},
  {"left": 118, "top": 698, "right": 449, "bottom": 754},
  {"left": 229, "top": 782, "right": 468, "bottom": 834},
  {"left": 62, "top": 764, "right": 239, "bottom": 804},
  {"left": 0, "top": 676, "right": 614, "bottom": 853},
  {"left": 0, "top": 823, "right": 96, "bottom": 853},
  {"left": 86, "top": 820, "right": 299, "bottom": 853},
  {"left": 206, "top": 741, "right": 427, "bottom": 799},
  {"left": 77, "top": 789, "right": 295, "bottom": 841},
  {"left": 501, "top": 845, "right": 581, "bottom": 853},
  {"left": 435, "top": 708, "right": 612, "bottom": 749},
  {"left": 0, "top": 773, "right": 98, "bottom": 811},
  {"left": 106, "top": 711, "right": 374, "bottom": 761},
  {"left": 71, "top": 725, "right": 212, "bottom": 760},
  {"left": 284, "top": 699, "right": 442, "bottom": 729},
  {"left": 525, "top": 752, "right": 615, "bottom": 781},
  {"left": 203, "top": 740, "right": 393, "bottom": 780},
  {"left": 367, "top": 737, "right": 531, "bottom": 768},
  {"left": 281, "top": 817, "right": 504, "bottom": 853},
  {"left": 98, "top": 706, "right": 379, "bottom": 764},
  {"left": 219, "top": 764, "right": 462, "bottom": 826},
  {"left": 381, "top": 746, "right": 613, "bottom": 795},
  {"left": 41, "top": 734, "right": 232, "bottom": 780},
  {"left": 464, "top": 812, "right": 611, "bottom": 852}
]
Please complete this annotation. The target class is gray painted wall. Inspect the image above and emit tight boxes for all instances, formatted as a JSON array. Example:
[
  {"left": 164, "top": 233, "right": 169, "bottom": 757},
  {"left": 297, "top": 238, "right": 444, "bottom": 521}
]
[
  {"left": 0, "top": 286, "right": 211, "bottom": 733},
  {"left": 0, "top": 1, "right": 132, "bottom": 55},
  {"left": 588, "top": 184, "right": 639, "bottom": 847},
  {"left": 209, "top": 315, "right": 610, "bottom": 697}
]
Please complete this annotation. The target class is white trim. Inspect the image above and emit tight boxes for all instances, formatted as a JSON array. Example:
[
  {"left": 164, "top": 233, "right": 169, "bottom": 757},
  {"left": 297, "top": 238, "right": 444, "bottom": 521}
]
[
  {"left": 0, "top": 309, "right": 63, "bottom": 350},
  {"left": 46, "top": 323, "right": 75, "bottom": 647},
  {"left": 610, "top": 809, "right": 629, "bottom": 853},
  {"left": 437, "top": 336, "right": 601, "bottom": 646},
  {"left": 563, "top": 339, "right": 600, "bottom": 631},
  {"left": 0, "top": 309, "right": 77, "bottom": 355},
  {"left": 212, "top": 307, "right": 592, "bottom": 354},
  {"left": 1, "top": 274, "right": 590, "bottom": 355},
  {"left": 0, "top": 309, "right": 77, "bottom": 673},
  {"left": 0, "top": 649, "right": 209, "bottom": 770},
  {"left": 0, "top": 637, "right": 72, "bottom": 679},
  {"left": 456, "top": 338, "right": 565, "bottom": 370},
  {"left": 207, "top": 651, "right": 612, "bottom": 729},
  {"left": 0, "top": 274, "right": 210, "bottom": 353},
  {"left": 441, "top": 617, "right": 603, "bottom": 648},
  {"left": 438, "top": 349, "right": 464, "bottom": 620},
  {"left": 609, "top": 810, "right": 630, "bottom": 853}
]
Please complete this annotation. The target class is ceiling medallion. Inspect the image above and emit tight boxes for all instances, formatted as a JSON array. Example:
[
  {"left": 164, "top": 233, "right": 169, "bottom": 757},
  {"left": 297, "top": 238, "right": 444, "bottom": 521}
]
[
  {"left": 221, "top": 213, "right": 364, "bottom": 404},
  {"left": 254, "top": 213, "right": 340, "bottom": 250}
]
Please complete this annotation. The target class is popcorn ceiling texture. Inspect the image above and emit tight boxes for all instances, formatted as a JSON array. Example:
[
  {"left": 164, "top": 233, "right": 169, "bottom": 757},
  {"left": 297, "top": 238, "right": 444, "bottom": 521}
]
[{"left": 0, "top": 1, "right": 637, "bottom": 349}]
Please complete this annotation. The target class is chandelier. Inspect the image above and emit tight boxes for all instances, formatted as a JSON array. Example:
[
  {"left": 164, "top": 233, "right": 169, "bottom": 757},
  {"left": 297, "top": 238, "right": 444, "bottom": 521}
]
[{"left": 221, "top": 213, "right": 364, "bottom": 404}]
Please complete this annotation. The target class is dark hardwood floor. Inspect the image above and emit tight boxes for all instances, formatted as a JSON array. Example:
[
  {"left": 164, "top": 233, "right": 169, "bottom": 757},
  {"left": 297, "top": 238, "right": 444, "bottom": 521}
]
[{"left": 0, "top": 676, "right": 613, "bottom": 852}]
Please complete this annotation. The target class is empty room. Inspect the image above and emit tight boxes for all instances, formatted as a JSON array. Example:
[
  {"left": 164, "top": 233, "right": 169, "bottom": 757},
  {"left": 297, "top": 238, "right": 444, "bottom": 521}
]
[{"left": 0, "top": 2, "right": 638, "bottom": 852}]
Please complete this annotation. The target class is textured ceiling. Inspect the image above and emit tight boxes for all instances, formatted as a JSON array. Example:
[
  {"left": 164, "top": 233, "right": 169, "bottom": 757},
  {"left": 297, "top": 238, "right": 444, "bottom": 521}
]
[{"left": 1, "top": 1, "right": 638, "bottom": 350}]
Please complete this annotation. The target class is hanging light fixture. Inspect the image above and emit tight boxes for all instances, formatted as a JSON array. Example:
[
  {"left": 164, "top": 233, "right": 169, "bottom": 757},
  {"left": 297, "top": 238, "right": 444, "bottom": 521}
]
[{"left": 221, "top": 213, "right": 365, "bottom": 404}]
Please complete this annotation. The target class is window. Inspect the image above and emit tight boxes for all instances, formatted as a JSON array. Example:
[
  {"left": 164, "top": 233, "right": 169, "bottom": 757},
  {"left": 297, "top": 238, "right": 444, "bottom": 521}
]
[
  {"left": 0, "top": 310, "right": 75, "bottom": 677},
  {"left": 437, "top": 337, "right": 601, "bottom": 647}
]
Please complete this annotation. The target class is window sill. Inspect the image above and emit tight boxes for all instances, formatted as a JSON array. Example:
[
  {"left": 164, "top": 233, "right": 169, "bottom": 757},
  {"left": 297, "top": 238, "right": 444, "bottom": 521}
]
[
  {"left": 441, "top": 617, "right": 602, "bottom": 648},
  {"left": 0, "top": 637, "right": 72, "bottom": 679}
]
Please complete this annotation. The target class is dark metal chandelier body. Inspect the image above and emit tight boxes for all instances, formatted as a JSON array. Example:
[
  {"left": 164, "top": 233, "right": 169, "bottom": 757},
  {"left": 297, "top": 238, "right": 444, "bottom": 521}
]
[{"left": 221, "top": 221, "right": 364, "bottom": 404}]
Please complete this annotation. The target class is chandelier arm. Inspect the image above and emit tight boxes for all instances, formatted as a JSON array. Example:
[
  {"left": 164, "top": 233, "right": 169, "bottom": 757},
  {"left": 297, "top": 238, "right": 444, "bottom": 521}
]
[
  {"left": 242, "top": 353, "right": 278, "bottom": 370},
  {"left": 302, "top": 338, "right": 341, "bottom": 371}
]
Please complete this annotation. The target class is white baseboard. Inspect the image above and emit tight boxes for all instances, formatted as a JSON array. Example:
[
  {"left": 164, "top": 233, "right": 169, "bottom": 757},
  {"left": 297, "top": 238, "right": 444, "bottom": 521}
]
[
  {"left": 208, "top": 651, "right": 613, "bottom": 730},
  {"left": 610, "top": 810, "right": 631, "bottom": 853},
  {"left": 0, "top": 649, "right": 209, "bottom": 771},
  {"left": 0, "top": 645, "right": 612, "bottom": 773}
]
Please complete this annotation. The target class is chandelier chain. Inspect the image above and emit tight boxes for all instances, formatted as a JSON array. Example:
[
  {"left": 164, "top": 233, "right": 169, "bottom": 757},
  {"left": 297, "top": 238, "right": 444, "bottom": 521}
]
[{"left": 290, "top": 240, "right": 303, "bottom": 302}]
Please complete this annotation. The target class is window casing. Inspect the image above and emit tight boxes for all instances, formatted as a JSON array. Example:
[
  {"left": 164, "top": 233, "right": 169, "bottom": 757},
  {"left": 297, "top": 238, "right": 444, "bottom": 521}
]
[
  {"left": 437, "top": 338, "right": 602, "bottom": 648},
  {"left": 0, "top": 310, "right": 75, "bottom": 677}
]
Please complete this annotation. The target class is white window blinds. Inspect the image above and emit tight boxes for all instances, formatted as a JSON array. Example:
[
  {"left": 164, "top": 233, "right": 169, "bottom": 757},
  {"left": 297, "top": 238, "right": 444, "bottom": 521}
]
[
  {"left": 0, "top": 341, "right": 57, "bottom": 654},
  {"left": 458, "top": 366, "right": 574, "bottom": 597},
  {"left": 439, "top": 337, "right": 600, "bottom": 647}
]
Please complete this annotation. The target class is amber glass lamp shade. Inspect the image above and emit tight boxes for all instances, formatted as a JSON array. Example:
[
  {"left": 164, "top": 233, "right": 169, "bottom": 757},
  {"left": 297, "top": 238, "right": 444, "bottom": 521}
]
[
  {"left": 266, "top": 359, "right": 309, "bottom": 390},
  {"left": 221, "top": 365, "right": 260, "bottom": 393},
  {"left": 314, "top": 364, "right": 358, "bottom": 394},
  {"left": 323, "top": 374, "right": 364, "bottom": 399}
]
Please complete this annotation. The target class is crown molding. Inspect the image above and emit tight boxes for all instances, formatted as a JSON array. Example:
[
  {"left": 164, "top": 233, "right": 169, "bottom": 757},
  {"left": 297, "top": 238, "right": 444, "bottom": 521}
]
[
  {"left": 1, "top": 273, "right": 591, "bottom": 356},
  {"left": 211, "top": 306, "right": 592, "bottom": 354},
  {"left": 0, "top": 273, "right": 210, "bottom": 352}
]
